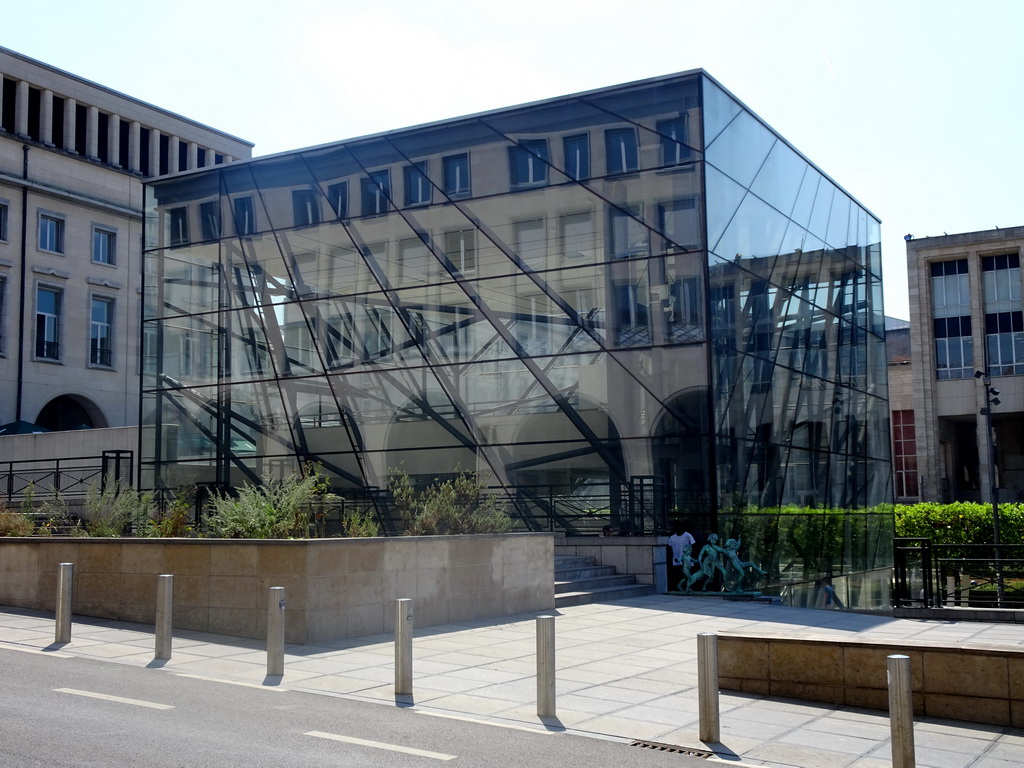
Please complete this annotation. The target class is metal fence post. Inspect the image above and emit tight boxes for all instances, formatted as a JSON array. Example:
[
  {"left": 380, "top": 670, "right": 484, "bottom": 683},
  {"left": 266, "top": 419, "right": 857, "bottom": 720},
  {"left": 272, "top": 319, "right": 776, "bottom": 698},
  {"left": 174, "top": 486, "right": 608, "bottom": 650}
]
[
  {"left": 55, "top": 562, "right": 74, "bottom": 644},
  {"left": 155, "top": 574, "right": 174, "bottom": 660},
  {"left": 395, "top": 598, "right": 413, "bottom": 695},
  {"left": 697, "top": 632, "right": 720, "bottom": 743},
  {"left": 267, "top": 586, "right": 285, "bottom": 677},
  {"left": 888, "top": 654, "right": 916, "bottom": 768},
  {"left": 536, "top": 615, "right": 556, "bottom": 717}
]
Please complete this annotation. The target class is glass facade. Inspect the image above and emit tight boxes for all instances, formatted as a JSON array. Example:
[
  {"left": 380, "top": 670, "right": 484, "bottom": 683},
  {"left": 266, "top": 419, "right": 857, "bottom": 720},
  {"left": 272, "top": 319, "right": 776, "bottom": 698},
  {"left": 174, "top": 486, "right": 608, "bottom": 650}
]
[{"left": 142, "top": 72, "right": 892, "bottom": 604}]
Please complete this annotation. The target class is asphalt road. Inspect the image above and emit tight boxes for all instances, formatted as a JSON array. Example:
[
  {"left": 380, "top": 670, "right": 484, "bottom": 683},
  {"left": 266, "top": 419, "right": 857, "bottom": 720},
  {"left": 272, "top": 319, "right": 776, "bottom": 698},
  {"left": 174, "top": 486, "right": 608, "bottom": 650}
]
[{"left": 0, "top": 647, "right": 715, "bottom": 767}]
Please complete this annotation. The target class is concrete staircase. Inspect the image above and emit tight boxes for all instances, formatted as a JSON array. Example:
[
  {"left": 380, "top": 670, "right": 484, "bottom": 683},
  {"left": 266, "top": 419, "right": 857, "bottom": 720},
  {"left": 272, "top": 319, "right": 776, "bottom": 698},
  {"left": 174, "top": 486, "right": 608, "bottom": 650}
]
[{"left": 555, "top": 554, "right": 656, "bottom": 607}]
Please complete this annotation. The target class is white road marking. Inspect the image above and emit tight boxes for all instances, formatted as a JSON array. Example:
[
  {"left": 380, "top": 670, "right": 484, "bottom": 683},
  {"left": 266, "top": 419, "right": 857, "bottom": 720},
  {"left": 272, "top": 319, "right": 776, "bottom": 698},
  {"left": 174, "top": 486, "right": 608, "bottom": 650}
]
[
  {"left": 417, "top": 709, "right": 557, "bottom": 735},
  {"left": 305, "top": 731, "right": 457, "bottom": 760},
  {"left": 0, "top": 642, "right": 72, "bottom": 658},
  {"left": 54, "top": 688, "right": 173, "bottom": 710},
  {"left": 175, "top": 673, "right": 285, "bottom": 691}
]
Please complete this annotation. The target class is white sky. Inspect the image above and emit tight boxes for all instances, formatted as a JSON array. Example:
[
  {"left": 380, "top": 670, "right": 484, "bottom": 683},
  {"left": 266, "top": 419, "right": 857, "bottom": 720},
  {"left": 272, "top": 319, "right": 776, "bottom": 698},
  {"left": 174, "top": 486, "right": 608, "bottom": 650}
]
[{"left": 7, "top": 0, "right": 1024, "bottom": 321}]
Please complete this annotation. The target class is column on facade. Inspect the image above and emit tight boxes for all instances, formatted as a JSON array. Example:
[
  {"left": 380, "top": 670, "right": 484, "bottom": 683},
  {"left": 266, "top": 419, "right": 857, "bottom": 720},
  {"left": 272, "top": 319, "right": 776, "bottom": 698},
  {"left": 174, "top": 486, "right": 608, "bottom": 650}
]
[
  {"left": 109, "top": 113, "right": 121, "bottom": 167},
  {"left": 186, "top": 141, "right": 198, "bottom": 170},
  {"left": 167, "top": 135, "right": 180, "bottom": 173},
  {"left": 86, "top": 105, "right": 99, "bottom": 159},
  {"left": 40, "top": 89, "right": 53, "bottom": 146},
  {"left": 15, "top": 80, "right": 29, "bottom": 137},
  {"left": 149, "top": 128, "right": 161, "bottom": 176},
  {"left": 63, "top": 97, "right": 77, "bottom": 152},
  {"left": 128, "top": 121, "right": 141, "bottom": 173}
]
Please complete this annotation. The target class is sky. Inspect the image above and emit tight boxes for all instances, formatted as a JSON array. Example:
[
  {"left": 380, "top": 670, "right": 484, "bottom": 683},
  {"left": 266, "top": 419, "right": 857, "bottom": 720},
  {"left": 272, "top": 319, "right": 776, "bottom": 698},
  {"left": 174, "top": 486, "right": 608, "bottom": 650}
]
[{"left": 5, "top": 0, "right": 1024, "bottom": 321}]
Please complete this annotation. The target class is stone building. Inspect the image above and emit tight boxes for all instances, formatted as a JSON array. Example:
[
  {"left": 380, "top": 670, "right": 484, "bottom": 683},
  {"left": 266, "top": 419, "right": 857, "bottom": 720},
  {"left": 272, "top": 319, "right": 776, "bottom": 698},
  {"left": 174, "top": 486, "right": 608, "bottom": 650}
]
[{"left": 0, "top": 46, "right": 251, "bottom": 437}]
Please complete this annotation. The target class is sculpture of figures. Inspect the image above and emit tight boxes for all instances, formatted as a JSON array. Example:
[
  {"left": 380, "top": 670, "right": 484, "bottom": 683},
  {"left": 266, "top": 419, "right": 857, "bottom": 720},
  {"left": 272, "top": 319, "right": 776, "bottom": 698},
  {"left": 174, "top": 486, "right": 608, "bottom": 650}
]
[
  {"left": 722, "top": 536, "right": 765, "bottom": 591},
  {"left": 681, "top": 533, "right": 729, "bottom": 592}
]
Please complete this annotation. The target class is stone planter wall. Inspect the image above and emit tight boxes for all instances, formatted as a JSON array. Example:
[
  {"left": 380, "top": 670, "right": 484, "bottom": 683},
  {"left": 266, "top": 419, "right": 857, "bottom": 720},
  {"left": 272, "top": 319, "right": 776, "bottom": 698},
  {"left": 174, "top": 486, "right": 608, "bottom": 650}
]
[
  {"left": 719, "top": 633, "right": 1024, "bottom": 727},
  {"left": 0, "top": 534, "right": 554, "bottom": 644}
]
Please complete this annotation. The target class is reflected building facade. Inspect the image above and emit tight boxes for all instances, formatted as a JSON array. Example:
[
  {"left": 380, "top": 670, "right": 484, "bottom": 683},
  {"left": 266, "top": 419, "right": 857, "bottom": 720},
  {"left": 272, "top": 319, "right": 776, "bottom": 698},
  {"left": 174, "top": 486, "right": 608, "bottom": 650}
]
[{"left": 142, "top": 72, "right": 892, "bottom": 599}]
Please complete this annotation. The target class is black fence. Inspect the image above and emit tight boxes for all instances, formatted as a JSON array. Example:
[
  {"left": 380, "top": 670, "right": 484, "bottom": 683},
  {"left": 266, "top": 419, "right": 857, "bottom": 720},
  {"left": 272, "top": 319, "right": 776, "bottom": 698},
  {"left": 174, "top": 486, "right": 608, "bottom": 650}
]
[
  {"left": 2, "top": 450, "right": 133, "bottom": 505},
  {"left": 893, "top": 537, "right": 1024, "bottom": 608}
]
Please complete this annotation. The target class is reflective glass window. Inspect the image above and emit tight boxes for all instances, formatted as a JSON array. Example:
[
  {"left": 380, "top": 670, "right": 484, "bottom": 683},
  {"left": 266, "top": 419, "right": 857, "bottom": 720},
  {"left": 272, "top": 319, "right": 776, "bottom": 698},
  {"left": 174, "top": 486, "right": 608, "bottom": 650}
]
[
  {"left": 562, "top": 134, "right": 590, "bottom": 180},
  {"left": 200, "top": 201, "right": 221, "bottom": 241},
  {"left": 92, "top": 227, "right": 116, "bottom": 265},
  {"left": 509, "top": 139, "right": 549, "bottom": 187},
  {"left": 444, "top": 229, "right": 476, "bottom": 274},
  {"left": 658, "top": 198, "right": 699, "bottom": 252},
  {"left": 39, "top": 213, "right": 65, "bottom": 253},
  {"left": 168, "top": 207, "right": 189, "bottom": 246},
  {"left": 327, "top": 182, "right": 347, "bottom": 219},
  {"left": 233, "top": 196, "right": 256, "bottom": 235},
  {"left": 90, "top": 296, "right": 114, "bottom": 367},
  {"left": 443, "top": 153, "right": 470, "bottom": 197},
  {"left": 610, "top": 206, "right": 648, "bottom": 259},
  {"left": 514, "top": 219, "right": 546, "bottom": 270},
  {"left": 292, "top": 189, "right": 320, "bottom": 227},
  {"left": 605, "top": 128, "right": 638, "bottom": 174},
  {"left": 361, "top": 170, "right": 391, "bottom": 216},
  {"left": 404, "top": 160, "right": 431, "bottom": 206},
  {"left": 35, "top": 286, "right": 61, "bottom": 359},
  {"left": 656, "top": 117, "right": 691, "bottom": 166}
]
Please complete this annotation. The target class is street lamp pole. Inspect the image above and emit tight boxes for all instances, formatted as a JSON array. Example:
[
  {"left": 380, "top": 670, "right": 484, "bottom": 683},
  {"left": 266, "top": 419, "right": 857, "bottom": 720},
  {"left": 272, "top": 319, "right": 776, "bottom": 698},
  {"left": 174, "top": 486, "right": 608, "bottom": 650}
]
[{"left": 975, "top": 370, "right": 1005, "bottom": 608}]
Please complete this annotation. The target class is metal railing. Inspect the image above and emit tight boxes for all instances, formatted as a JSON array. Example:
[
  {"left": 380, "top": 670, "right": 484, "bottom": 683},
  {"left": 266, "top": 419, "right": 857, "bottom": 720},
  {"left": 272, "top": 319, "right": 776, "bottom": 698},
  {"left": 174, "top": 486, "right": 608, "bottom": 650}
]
[
  {"left": 1, "top": 450, "right": 133, "bottom": 505},
  {"left": 894, "top": 537, "right": 1024, "bottom": 608}
]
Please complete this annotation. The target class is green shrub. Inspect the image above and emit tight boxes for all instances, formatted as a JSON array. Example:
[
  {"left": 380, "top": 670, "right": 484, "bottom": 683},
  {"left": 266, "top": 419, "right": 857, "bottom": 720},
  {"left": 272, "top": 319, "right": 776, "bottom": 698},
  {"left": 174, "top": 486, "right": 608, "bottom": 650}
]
[
  {"left": 0, "top": 505, "right": 35, "bottom": 536},
  {"left": 341, "top": 508, "right": 380, "bottom": 538},
  {"left": 390, "top": 467, "right": 512, "bottom": 536},
  {"left": 84, "top": 480, "right": 154, "bottom": 537},
  {"left": 894, "top": 501, "right": 1024, "bottom": 548},
  {"left": 205, "top": 463, "right": 330, "bottom": 539}
]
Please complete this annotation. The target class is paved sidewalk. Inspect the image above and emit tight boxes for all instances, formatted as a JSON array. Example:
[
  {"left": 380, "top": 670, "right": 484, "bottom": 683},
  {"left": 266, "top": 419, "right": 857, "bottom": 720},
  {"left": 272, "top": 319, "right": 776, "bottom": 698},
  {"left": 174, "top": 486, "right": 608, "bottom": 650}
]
[{"left": 2, "top": 595, "right": 1022, "bottom": 768}]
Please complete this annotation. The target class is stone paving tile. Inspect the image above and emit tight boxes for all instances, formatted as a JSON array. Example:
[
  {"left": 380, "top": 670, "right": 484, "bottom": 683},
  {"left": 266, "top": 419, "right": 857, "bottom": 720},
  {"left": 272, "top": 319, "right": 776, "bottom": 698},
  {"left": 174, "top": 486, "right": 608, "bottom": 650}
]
[
  {"left": 742, "top": 741, "right": 859, "bottom": 768},
  {"left": 573, "top": 713, "right": 685, "bottom": 742},
  {"left": 777, "top": 726, "right": 880, "bottom": 756}
]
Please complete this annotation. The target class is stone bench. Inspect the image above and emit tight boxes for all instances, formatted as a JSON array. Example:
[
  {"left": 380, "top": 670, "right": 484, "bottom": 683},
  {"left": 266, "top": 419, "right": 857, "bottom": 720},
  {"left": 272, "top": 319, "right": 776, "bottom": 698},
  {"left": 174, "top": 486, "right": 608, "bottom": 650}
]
[{"left": 718, "top": 632, "right": 1024, "bottom": 727}]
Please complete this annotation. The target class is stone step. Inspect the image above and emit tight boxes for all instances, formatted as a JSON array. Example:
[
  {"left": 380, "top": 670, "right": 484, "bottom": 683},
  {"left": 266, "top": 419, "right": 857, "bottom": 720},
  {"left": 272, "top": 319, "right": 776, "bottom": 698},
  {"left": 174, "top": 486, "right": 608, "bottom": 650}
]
[
  {"left": 555, "top": 582, "right": 656, "bottom": 607},
  {"left": 555, "top": 574, "right": 637, "bottom": 593},
  {"left": 554, "top": 555, "right": 597, "bottom": 569},
  {"left": 554, "top": 565, "right": 617, "bottom": 580}
]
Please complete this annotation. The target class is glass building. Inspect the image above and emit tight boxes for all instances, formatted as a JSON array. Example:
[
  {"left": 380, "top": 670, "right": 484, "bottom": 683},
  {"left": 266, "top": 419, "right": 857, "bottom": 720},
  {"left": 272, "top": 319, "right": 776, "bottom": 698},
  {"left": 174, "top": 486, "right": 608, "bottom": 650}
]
[{"left": 142, "top": 71, "right": 893, "bottom": 604}]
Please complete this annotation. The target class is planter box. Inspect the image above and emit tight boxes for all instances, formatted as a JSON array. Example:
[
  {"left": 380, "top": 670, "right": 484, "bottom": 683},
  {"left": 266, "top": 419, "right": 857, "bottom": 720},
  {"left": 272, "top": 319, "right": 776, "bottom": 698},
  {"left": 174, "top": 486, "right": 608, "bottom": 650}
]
[{"left": 0, "top": 534, "right": 554, "bottom": 643}]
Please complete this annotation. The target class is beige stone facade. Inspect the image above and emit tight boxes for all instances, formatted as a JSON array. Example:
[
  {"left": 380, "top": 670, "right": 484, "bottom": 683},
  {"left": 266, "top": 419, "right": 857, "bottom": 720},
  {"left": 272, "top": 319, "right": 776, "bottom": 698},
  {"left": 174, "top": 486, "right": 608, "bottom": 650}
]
[
  {"left": 905, "top": 226, "right": 1024, "bottom": 502},
  {"left": 0, "top": 46, "right": 252, "bottom": 438}
]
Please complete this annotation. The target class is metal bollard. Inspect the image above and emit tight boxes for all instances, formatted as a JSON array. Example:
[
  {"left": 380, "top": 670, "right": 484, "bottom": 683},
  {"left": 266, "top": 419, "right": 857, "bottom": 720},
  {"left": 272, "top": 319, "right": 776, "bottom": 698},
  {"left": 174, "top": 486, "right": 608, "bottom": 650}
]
[
  {"left": 394, "top": 598, "right": 413, "bottom": 695},
  {"left": 536, "top": 615, "right": 556, "bottom": 717},
  {"left": 155, "top": 574, "right": 174, "bottom": 660},
  {"left": 697, "top": 632, "right": 720, "bottom": 743},
  {"left": 55, "top": 563, "right": 74, "bottom": 644},
  {"left": 888, "top": 654, "right": 916, "bottom": 768},
  {"left": 267, "top": 586, "right": 285, "bottom": 677}
]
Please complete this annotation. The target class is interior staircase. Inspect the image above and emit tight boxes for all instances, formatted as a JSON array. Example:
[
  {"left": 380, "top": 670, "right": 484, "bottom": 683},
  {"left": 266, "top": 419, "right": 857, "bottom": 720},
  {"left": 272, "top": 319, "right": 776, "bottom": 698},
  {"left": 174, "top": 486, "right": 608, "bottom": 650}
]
[{"left": 554, "top": 554, "right": 656, "bottom": 607}]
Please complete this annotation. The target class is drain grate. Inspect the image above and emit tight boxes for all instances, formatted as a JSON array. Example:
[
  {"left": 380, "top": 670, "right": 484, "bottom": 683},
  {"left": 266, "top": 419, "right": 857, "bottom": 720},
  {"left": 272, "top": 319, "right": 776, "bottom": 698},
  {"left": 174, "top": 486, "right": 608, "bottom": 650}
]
[{"left": 630, "top": 740, "right": 715, "bottom": 758}]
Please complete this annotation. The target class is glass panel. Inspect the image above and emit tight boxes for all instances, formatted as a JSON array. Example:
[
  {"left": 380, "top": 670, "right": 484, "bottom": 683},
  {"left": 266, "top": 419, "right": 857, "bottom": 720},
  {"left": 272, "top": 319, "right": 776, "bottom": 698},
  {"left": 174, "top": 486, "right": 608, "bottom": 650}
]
[{"left": 705, "top": 110, "right": 776, "bottom": 188}]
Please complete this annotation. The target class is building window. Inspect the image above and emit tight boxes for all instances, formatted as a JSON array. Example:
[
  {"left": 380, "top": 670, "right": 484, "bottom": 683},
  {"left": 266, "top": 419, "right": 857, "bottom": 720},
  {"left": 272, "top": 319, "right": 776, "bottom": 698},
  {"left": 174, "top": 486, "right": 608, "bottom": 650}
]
[
  {"left": 233, "top": 196, "right": 256, "bottom": 236},
  {"left": 514, "top": 219, "right": 546, "bottom": 270},
  {"left": 0, "top": 201, "right": 8, "bottom": 241},
  {"left": 931, "top": 259, "right": 972, "bottom": 379},
  {"left": 92, "top": 227, "right": 116, "bottom": 265},
  {"left": 892, "top": 409, "right": 919, "bottom": 498},
  {"left": 168, "top": 207, "right": 189, "bottom": 246},
  {"left": 613, "top": 282, "right": 650, "bottom": 346},
  {"left": 327, "top": 182, "right": 347, "bottom": 219},
  {"left": 508, "top": 139, "right": 549, "bottom": 187},
  {"left": 39, "top": 213, "right": 65, "bottom": 253},
  {"left": 605, "top": 128, "right": 638, "bottom": 175},
  {"left": 658, "top": 198, "right": 699, "bottom": 251},
  {"left": 292, "top": 189, "right": 320, "bottom": 227},
  {"left": 443, "top": 153, "right": 471, "bottom": 197},
  {"left": 90, "top": 296, "right": 114, "bottom": 367},
  {"left": 657, "top": 116, "right": 691, "bottom": 166},
  {"left": 404, "top": 161, "right": 431, "bottom": 206},
  {"left": 560, "top": 212, "right": 597, "bottom": 262},
  {"left": 361, "top": 170, "right": 391, "bottom": 216},
  {"left": 0, "top": 275, "right": 5, "bottom": 353},
  {"left": 399, "top": 238, "right": 430, "bottom": 284},
  {"left": 35, "top": 286, "right": 61, "bottom": 360},
  {"left": 200, "top": 201, "right": 221, "bottom": 241},
  {"left": 982, "top": 253, "right": 1023, "bottom": 376},
  {"left": 563, "top": 134, "right": 590, "bottom": 181},
  {"left": 610, "top": 206, "right": 648, "bottom": 259},
  {"left": 443, "top": 229, "right": 476, "bottom": 274}
]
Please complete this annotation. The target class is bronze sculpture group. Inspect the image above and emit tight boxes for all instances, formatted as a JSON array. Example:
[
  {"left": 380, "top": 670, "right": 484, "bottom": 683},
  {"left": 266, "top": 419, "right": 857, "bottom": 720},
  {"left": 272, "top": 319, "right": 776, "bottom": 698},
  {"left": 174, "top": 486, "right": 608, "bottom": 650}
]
[{"left": 674, "top": 532, "right": 765, "bottom": 594}]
